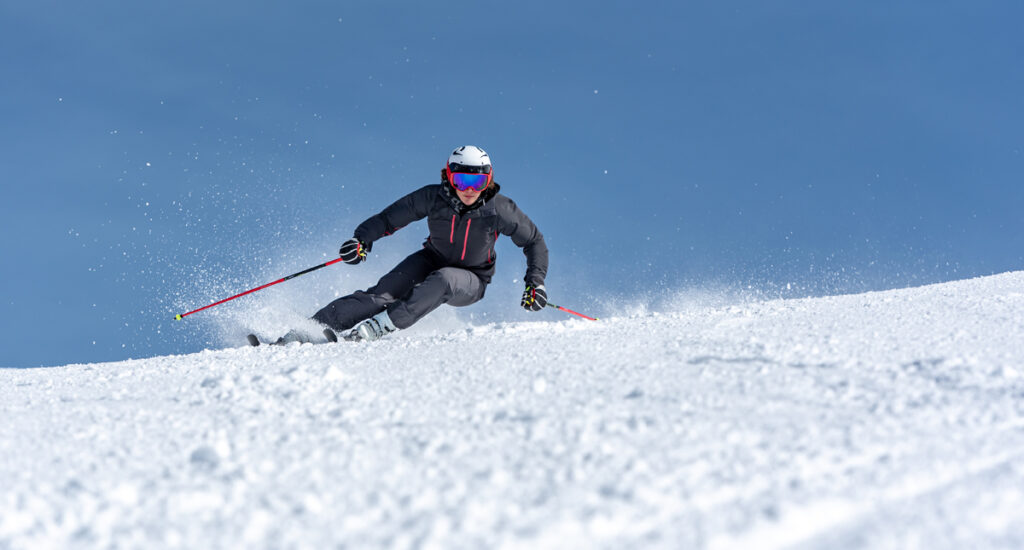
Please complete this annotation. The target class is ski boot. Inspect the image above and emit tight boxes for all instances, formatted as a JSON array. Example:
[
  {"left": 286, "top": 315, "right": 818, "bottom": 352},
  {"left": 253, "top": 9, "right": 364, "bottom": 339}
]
[{"left": 349, "top": 311, "right": 398, "bottom": 342}]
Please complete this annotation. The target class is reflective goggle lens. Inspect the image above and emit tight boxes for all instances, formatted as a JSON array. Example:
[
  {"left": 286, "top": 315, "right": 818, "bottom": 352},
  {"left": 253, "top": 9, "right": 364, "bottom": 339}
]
[{"left": 451, "top": 172, "right": 490, "bottom": 191}]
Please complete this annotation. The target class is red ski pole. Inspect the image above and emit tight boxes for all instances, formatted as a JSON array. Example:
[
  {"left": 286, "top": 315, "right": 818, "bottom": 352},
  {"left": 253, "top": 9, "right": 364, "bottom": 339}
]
[
  {"left": 175, "top": 258, "right": 346, "bottom": 320},
  {"left": 546, "top": 302, "right": 599, "bottom": 321}
]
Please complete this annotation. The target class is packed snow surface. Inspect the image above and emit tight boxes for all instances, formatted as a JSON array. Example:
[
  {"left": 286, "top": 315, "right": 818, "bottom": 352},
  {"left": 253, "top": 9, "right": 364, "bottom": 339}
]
[{"left": 3, "top": 272, "right": 1024, "bottom": 549}]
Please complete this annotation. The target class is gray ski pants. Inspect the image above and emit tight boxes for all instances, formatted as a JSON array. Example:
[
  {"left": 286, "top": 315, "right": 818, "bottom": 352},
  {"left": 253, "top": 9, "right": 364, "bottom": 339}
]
[{"left": 312, "top": 249, "right": 486, "bottom": 331}]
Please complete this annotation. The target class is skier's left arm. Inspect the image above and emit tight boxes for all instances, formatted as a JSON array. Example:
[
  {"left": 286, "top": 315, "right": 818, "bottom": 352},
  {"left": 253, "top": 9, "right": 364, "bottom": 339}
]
[{"left": 497, "top": 198, "right": 549, "bottom": 310}]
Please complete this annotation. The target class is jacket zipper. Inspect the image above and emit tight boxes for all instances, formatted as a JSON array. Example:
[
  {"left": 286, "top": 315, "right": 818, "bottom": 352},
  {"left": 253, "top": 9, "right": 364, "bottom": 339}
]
[
  {"left": 449, "top": 214, "right": 456, "bottom": 243},
  {"left": 461, "top": 219, "right": 472, "bottom": 260}
]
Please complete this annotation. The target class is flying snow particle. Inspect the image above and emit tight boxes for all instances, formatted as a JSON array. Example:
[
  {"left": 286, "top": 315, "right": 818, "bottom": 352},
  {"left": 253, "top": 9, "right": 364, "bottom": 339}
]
[{"left": 533, "top": 378, "right": 547, "bottom": 394}]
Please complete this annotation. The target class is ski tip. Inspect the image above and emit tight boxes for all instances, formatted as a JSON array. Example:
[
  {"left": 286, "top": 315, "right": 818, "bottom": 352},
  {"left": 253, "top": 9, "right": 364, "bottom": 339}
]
[
  {"left": 175, "top": 314, "right": 182, "bottom": 321},
  {"left": 323, "top": 328, "right": 338, "bottom": 343},
  {"left": 246, "top": 334, "right": 261, "bottom": 347}
]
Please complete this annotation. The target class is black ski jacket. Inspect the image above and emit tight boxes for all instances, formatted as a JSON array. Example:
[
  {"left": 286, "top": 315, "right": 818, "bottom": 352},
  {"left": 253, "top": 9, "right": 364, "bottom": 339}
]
[{"left": 353, "top": 182, "right": 548, "bottom": 286}]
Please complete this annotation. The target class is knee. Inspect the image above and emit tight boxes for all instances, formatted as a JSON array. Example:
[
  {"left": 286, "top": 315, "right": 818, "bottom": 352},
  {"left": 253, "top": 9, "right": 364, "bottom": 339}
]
[{"left": 356, "top": 288, "right": 398, "bottom": 303}]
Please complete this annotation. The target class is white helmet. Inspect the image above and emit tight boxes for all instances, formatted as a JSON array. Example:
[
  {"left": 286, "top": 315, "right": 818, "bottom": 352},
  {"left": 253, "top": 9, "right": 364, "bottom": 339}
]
[{"left": 447, "top": 145, "right": 491, "bottom": 174}]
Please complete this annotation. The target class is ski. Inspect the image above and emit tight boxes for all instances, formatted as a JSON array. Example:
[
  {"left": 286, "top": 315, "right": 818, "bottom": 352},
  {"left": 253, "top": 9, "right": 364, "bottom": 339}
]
[
  {"left": 246, "top": 328, "right": 356, "bottom": 347},
  {"left": 327, "top": 328, "right": 363, "bottom": 342}
]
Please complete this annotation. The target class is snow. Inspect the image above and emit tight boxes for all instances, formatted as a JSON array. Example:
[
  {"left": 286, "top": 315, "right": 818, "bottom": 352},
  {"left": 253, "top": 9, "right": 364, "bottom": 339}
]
[{"left": 3, "top": 272, "right": 1024, "bottom": 549}]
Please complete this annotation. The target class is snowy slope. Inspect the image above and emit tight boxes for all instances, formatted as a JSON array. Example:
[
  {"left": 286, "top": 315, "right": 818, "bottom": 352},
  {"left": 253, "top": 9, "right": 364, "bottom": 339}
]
[{"left": 3, "top": 272, "right": 1024, "bottom": 549}]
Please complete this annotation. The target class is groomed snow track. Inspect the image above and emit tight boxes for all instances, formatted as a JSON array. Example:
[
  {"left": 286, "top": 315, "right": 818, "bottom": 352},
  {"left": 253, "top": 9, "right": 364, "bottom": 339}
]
[{"left": 3, "top": 273, "right": 1024, "bottom": 549}]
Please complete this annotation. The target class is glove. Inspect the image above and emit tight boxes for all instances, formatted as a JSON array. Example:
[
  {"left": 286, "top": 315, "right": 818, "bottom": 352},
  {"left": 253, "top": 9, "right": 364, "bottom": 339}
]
[
  {"left": 521, "top": 284, "right": 547, "bottom": 312},
  {"left": 339, "top": 238, "right": 369, "bottom": 264}
]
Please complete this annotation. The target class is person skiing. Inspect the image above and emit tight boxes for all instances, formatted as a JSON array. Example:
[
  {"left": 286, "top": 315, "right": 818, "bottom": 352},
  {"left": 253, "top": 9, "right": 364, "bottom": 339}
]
[{"left": 277, "top": 145, "right": 549, "bottom": 343}]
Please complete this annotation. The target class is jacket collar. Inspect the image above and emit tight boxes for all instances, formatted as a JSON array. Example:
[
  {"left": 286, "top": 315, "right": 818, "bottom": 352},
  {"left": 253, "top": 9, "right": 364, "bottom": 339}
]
[{"left": 441, "top": 181, "right": 501, "bottom": 215}]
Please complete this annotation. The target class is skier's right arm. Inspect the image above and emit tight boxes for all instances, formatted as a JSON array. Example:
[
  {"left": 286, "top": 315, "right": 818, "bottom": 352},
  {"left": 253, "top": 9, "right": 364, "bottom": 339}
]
[{"left": 351, "top": 185, "right": 435, "bottom": 246}]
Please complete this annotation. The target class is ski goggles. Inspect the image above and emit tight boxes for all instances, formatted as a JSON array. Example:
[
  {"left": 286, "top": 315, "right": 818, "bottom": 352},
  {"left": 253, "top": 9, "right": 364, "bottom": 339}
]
[{"left": 449, "top": 172, "right": 492, "bottom": 192}]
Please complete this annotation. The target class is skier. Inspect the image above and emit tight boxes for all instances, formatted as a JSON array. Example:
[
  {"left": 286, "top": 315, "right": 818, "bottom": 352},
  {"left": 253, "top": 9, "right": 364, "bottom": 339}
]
[{"left": 277, "top": 145, "right": 548, "bottom": 343}]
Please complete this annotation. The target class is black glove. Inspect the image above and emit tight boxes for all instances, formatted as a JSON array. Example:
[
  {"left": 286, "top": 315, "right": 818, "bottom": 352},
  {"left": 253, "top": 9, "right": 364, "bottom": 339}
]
[
  {"left": 339, "top": 238, "right": 369, "bottom": 264},
  {"left": 521, "top": 284, "right": 547, "bottom": 312}
]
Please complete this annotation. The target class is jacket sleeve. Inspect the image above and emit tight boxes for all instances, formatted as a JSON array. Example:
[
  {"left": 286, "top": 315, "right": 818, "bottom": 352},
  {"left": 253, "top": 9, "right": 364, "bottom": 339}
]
[
  {"left": 353, "top": 185, "right": 435, "bottom": 244},
  {"left": 497, "top": 197, "right": 549, "bottom": 287}
]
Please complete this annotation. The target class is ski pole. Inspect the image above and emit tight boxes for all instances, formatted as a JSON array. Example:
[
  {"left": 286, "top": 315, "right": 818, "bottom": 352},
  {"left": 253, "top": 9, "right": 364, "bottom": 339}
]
[
  {"left": 546, "top": 302, "right": 599, "bottom": 321},
  {"left": 174, "top": 257, "right": 346, "bottom": 321}
]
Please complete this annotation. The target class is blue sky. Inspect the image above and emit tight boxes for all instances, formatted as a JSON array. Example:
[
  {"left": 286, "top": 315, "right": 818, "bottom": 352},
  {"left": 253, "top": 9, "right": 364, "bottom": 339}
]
[{"left": 2, "top": 1, "right": 1022, "bottom": 368}]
